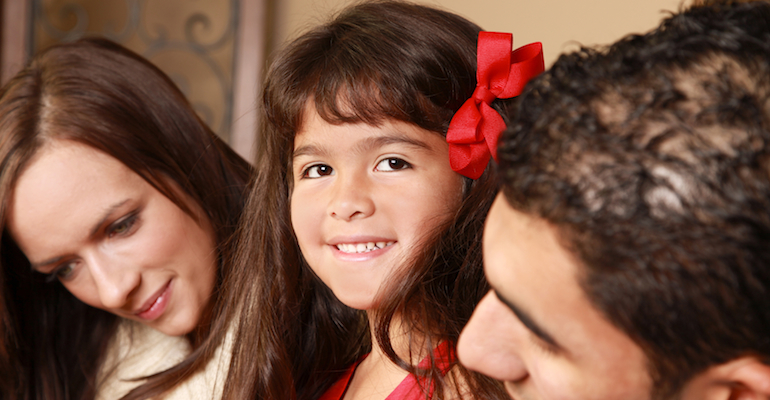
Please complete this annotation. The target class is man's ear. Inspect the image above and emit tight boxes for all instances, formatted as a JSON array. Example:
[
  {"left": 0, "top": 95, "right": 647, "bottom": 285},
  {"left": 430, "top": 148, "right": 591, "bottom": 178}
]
[{"left": 680, "top": 356, "right": 770, "bottom": 400}]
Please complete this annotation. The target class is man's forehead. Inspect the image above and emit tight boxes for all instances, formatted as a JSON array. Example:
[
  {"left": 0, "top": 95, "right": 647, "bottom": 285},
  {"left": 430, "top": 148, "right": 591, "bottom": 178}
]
[
  {"left": 482, "top": 195, "right": 584, "bottom": 326},
  {"left": 483, "top": 195, "right": 575, "bottom": 289},
  {"left": 484, "top": 194, "right": 642, "bottom": 354}
]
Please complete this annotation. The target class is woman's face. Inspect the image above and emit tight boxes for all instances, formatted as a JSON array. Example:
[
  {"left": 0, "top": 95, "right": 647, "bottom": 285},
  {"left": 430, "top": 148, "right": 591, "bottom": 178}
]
[
  {"left": 290, "top": 108, "right": 465, "bottom": 310},
  {"left": 7, "top": 140, "right": 217, "bottom": 337}
]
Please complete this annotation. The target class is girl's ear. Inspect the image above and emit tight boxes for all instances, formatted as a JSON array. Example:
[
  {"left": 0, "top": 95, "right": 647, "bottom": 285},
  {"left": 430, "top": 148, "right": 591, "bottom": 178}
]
[{"left": 680, "top": 357, "right": 770, "bottom": 400}]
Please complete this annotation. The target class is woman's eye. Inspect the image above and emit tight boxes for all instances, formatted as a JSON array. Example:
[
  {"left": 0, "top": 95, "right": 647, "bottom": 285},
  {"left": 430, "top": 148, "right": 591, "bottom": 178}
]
[
  {"left": 376, "top": 158, "right": 411, "bottom": 172},
  {"left": 303, "top": 164, "right": 334, "bottom": 179},
  {"left": 108, "top": 213, "right": 138, "bottom": 238},
  {"left": 46, "top": 262, "right": 76, "bottom": 283}
]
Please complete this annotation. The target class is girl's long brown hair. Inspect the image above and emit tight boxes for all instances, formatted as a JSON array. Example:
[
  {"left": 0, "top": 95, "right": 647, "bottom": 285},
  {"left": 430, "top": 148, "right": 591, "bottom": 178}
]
[
  {"left": 223, "top": 2, "right": 510, "bottom": 399},
  {"left": 0, "top": 38, "right": 251, "bottom": 400}
]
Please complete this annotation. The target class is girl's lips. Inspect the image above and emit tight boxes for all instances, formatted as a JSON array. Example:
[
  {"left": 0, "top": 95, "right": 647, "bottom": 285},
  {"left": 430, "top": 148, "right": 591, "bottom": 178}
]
[
  {"left": 135, "top": 280, "right": 173, "bottom": 320},
  {"left": 330, "top": 240, "right": 396, "bottom": 261},
  {"left": 334, "top": 241, "right": 395, "bottom": 254}
]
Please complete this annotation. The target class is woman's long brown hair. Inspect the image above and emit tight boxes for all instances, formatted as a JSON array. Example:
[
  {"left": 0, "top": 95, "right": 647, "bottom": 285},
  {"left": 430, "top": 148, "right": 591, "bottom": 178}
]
[
  {"left": 0, "top": 38, "right": 251, "bottom": 399},
  {"left": 223, "top": 2, "right": 510, "bottom": 399}
]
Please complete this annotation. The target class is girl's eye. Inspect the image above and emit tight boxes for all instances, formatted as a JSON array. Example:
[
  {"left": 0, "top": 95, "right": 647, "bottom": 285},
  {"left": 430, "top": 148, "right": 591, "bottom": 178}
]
[
  {"left": 303, "top": 164, "right": 334, "bottom": 179},
  {"left": 376, "top": 158, "right": 411, "bottom": 172},
  {"left": 108, "top": 213, "right": 139, "bottom": 238}
]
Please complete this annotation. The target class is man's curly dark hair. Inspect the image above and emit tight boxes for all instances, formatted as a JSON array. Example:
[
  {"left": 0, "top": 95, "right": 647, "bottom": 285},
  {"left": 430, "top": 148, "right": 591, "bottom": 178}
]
[{"left": 498, "top": 1, "right": 770, "bottom": 397}]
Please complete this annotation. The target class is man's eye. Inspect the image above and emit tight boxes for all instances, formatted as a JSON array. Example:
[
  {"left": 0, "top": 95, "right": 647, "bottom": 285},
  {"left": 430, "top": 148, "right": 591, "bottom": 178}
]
[
  {"left": 304, "top": 164, "right": 334, "bottom": 178},
  {"left": 376, "top": 158, "right": 411, "bottom": 172}
]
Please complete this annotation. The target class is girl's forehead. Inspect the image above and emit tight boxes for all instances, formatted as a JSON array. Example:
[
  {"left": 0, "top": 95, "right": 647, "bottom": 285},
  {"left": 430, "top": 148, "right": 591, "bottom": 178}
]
[
  {"left": 298, "top": 85, "right": 403, "bottom": 126},
  {"left": 294, "top": 110, "right": 445, "bottom": 157}
]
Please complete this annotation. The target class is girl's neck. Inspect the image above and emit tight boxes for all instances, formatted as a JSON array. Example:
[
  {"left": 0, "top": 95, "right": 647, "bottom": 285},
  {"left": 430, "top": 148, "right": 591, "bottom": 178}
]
[
  {"left": 356, "top": 312, "right": 464, "bottom": 400},
  {"left": 342, "top": 311, "right": 421, "bottom": 400},
  {"left": 365, "top": 310, "right": 428, "bottom": 365}
]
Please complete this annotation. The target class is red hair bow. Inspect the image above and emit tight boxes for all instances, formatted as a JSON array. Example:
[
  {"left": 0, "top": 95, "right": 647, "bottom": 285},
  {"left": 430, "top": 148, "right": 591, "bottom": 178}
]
[{"left": 446, "top": 32, "right": 544, "bottom": 179}]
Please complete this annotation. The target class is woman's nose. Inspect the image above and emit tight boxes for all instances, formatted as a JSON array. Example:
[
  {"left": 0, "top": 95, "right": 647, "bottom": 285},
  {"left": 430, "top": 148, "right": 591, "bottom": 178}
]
[{"left": 85, "top": 252, "right": 141, "bottom": 310}]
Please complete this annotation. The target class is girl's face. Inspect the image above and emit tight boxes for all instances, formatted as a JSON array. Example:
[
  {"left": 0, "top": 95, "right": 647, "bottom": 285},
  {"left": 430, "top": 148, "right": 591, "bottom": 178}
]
[
  {"left": 290, "top": 107, "right": 465, "bottom": 310},
  {"left": 7, "top": 140, "right": 217, "bottom": 337}
]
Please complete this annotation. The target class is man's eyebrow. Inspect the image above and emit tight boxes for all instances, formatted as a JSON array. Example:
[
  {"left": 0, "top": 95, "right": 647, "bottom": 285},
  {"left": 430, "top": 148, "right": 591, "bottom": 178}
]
[{"left": 493, "top": 289, "right": 562, "bottom": 350}]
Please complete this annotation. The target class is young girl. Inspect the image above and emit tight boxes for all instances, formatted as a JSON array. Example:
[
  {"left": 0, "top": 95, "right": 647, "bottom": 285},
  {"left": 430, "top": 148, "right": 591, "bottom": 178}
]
[
  {"left": 223, "top": 2, "right": 543, "bottom": 399},
  {"left": 0, "top": 39, "right": 250, "bottom": 399}
]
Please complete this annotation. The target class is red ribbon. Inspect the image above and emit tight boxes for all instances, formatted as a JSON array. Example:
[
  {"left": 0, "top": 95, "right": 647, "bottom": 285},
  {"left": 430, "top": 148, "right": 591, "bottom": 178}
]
[{"left": 446, "top": 32, "right": 544, "bottom": 179}]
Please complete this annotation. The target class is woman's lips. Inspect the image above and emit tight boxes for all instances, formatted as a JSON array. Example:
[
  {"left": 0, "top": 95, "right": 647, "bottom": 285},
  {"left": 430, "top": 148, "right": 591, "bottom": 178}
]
[{"left": 135, "top": 280, "right": 172, "bottom": 320}]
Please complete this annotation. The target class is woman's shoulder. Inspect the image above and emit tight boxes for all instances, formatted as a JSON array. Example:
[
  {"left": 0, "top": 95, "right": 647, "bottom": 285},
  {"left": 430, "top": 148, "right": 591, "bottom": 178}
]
[
  {"left": 162, "top": 321, "right": 236, "bottom": 400},
  {"left": 95, "top": 318, "right": 237, "bottom": 400},
  {"left": 96, "top": 319, "right": 192, "bottom": 399}
]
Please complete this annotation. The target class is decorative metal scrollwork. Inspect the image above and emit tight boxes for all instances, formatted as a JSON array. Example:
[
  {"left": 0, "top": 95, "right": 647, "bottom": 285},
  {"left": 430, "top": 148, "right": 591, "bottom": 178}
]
[{"left": 32, "top": 0, "right": 239, "bottom": 143}]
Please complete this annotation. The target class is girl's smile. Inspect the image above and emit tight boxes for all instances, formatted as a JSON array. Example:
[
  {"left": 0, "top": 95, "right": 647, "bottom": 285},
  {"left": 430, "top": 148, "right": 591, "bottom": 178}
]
[
  {"left": 290, "top": 107, "right": 465, "bottom": 310},
  {"left": 330, "top": 237, "right": 396, "bottom": 262},
  {"left": 333, "top": 240, "right": 395, "bottom": 254}
]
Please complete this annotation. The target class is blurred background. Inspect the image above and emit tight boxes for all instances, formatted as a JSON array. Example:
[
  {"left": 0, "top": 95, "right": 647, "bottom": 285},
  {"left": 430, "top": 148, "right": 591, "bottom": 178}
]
[{"left": 0, "top": 0, "right": 692, "bottom": 161}]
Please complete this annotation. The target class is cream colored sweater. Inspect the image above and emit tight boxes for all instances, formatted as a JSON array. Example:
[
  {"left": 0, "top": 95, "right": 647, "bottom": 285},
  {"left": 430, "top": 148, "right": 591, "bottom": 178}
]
[{"left": 95, "top": 319, "right": 233, "bottom": 399}]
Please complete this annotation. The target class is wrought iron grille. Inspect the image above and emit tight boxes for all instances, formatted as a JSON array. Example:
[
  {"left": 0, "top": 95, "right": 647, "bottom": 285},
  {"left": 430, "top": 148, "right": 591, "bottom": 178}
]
[{"left": 31, "top": 0, "right": 239, "bottom": 142}]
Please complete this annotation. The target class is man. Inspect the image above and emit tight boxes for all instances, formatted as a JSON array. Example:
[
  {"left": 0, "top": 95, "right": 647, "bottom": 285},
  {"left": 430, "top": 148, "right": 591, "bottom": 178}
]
[{"left": 457, "top": 1, "right": 770, "bottom": 399}]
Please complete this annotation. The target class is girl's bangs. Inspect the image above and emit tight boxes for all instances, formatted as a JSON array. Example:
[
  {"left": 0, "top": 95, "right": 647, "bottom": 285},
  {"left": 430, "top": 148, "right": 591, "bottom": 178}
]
[{"left": 294, "top": 57, "right": 449, "bottom": 135}]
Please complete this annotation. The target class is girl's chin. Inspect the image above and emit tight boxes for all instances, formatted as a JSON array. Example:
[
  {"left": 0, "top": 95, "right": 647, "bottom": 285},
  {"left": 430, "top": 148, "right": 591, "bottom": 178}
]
[{"left": 330, "top": 289, "right": 380, "bottom": 311}]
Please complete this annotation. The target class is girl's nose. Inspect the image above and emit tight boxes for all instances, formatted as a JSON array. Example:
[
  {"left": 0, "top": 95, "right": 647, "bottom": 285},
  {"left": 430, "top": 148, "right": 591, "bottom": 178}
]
[
  {"left": 328, "top": 173, "right": 375, "bottom": 221},
  {"left": 458, "top": 291, "right": 529, "bottom": 382},
  {"left": 86, "top": 252, "right": 141, "bottom": 310}
]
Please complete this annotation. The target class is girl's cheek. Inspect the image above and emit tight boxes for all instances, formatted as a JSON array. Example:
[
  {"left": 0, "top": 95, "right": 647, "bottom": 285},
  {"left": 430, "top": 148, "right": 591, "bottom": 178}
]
[{"left": 437, "top": 173, "right": 466, "bottom": 215}]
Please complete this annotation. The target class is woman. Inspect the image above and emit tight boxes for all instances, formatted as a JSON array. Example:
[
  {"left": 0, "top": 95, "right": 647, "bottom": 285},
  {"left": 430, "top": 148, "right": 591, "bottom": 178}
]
[{"left": 0, "top": 38, "right": 250, "bottom": 399}]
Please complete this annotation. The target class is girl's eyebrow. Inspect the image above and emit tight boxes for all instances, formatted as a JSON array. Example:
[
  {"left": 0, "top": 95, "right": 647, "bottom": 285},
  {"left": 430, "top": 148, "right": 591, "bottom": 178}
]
[
  {"left": 293, "top": 133, "right": 431, "bottom": 160},
  {"left": 361, "top": 134, "right": 431, "bottom": 153},
  {"left": 292, "top": 144, "right": 328, "bottom": 160}
]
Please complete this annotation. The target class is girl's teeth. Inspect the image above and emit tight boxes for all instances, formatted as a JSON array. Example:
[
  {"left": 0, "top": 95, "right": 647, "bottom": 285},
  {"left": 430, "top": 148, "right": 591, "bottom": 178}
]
[{"left": 336, "top": 241, "right": 394, "bottom": 254}]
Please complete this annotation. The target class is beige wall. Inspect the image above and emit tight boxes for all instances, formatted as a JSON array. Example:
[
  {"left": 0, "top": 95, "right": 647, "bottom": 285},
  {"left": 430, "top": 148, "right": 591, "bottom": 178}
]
[{"left": 272, "top": 0, "right": 693, "bottom": 66}]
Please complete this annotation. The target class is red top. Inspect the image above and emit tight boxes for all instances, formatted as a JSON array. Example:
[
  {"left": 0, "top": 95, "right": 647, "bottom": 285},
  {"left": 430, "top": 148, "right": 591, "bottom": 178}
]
[{"left": 318, "top": 341, "right": 454, "bottom": 400}]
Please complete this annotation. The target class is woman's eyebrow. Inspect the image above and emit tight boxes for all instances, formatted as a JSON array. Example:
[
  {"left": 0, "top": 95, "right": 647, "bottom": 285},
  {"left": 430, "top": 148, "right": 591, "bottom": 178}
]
[
  {"left": 29, "top": 200, "right": 130, "bottom": 270},
  {"left": 89, "top": 200, "right": 130, "bottom": 237},
  {"left": 30, "top": 256, "right": 64, "bottom": 270}
]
